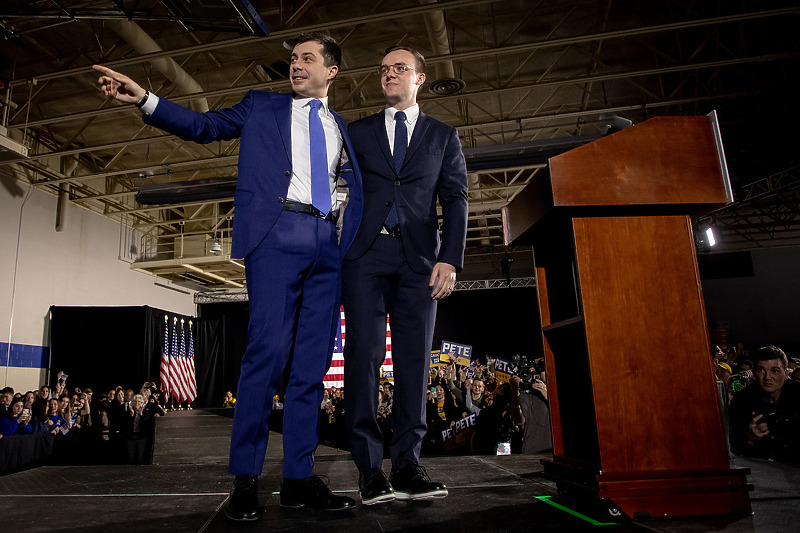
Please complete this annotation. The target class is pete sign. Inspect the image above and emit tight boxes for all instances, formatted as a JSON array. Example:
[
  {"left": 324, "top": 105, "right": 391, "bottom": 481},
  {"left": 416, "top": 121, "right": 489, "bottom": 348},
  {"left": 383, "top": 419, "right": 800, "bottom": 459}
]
[{"left": 441, "top": 340, "right": 473, "bottom": 366}]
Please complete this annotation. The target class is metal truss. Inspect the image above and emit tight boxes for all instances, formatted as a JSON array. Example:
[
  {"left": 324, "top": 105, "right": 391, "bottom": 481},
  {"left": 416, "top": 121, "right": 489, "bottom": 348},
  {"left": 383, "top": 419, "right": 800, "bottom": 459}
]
[
  {"left": 456, "top": 277, "right": 536, "bottom": 290},
  {"left": 193, "top": 276, "right": 537, "bottom": 304},
  {"left": 696, "top": 164, "right": 800, "bottom": 252}
]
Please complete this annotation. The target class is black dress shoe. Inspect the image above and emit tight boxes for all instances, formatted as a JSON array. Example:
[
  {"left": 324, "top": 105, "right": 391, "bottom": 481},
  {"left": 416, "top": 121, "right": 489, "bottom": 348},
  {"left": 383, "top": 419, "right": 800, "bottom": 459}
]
[
  {"left": 390, "top": 464, "right": 448, "bottom": 501},
  {"left": 280, "top": 474, "right": 356, "bottom": 511},
  {"left": 359, "top": 469, "right": 395, "bottom": 505},
  {"left": 224, "top": 475, "right": 262, "bottom": 522}
]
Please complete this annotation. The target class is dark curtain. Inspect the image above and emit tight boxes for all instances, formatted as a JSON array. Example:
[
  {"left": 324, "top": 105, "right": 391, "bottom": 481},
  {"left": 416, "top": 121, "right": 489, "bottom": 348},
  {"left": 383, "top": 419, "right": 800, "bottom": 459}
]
[
  {"left": 49, "top": 306, "right": 150, "bottom": 394},
  {"left": 197, "top": 301, "right": 250, "bottom": 404},
  {"left": 49, "top": 306, "right": 227, "bottom": 408},
  {"left": 194, "top": 315, "right": 226, "bottom": 407}
]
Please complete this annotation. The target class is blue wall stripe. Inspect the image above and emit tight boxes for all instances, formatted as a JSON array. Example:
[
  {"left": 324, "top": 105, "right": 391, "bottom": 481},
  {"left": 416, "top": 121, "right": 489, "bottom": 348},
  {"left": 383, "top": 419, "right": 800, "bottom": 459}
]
[{"left": 0, "top": 342, "right": 50, "bottom": 369}]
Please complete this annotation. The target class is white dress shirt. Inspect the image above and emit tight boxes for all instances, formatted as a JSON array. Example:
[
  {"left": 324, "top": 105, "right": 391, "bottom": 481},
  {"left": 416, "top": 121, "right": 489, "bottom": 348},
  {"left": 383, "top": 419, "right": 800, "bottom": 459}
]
[
  {"left": 141, "top": 93, "right": 342, "bottom": 212},
  {"left": 289, "top": 96, "right": 342, "bottom": 210},
  {"left": 384, "top": 104, "right": 419, "bottom": 154}
]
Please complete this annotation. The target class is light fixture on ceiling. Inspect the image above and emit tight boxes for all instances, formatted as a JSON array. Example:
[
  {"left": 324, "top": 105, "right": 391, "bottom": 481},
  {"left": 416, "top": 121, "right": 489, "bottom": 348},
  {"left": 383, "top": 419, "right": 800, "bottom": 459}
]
[
  {"left": 428, "top": 78, "right": 466, "bottom": 96},
  {"left": 210, "top": 240, "right": 222, "bottom": 254}
]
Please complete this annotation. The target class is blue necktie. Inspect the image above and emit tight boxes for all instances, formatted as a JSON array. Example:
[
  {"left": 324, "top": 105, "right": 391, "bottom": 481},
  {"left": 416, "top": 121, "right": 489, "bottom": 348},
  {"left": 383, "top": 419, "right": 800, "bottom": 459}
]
[
  {"left": 308, "top": 99, "right": 331, "bottom": 215},
  {"left": 384, "top": 111, "right": 407, "bottom": 230}
]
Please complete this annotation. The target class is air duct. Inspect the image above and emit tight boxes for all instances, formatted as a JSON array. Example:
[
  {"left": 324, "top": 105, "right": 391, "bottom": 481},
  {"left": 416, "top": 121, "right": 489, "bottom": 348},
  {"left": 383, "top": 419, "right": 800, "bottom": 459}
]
[
  {"left": 107, "top": 20, "right": 209, "bottom": 113},
  {"left": 421, "top": 0, "right": 466, "bottom": 95}
]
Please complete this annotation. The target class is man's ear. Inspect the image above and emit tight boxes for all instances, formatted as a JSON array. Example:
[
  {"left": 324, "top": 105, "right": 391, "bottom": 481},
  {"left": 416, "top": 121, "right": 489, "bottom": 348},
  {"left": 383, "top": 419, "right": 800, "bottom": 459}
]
[
  {"left": 327, "top": 64, "right": 339, "bottom": 83},
  {"left": 416, "top": 72, "right": 426, "bottom": 86}
]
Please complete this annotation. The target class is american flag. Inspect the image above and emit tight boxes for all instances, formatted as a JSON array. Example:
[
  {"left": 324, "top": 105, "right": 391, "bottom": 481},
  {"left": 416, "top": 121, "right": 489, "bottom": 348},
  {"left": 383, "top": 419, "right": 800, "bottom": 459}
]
[
  {"left": 160, "top": 315, "right": 170, "bottom": 400},
  {"left": 324, "top": 307, "right": 393, "bottom": 389},
  {"left": 170, "top": 317, "right": 186, "bottom": 402},
  {"left": 176, "top": 319, "right": 191, "bottom": 403},
  {"left": 186, "top": 320, "right": 197, "bottom": 402}
]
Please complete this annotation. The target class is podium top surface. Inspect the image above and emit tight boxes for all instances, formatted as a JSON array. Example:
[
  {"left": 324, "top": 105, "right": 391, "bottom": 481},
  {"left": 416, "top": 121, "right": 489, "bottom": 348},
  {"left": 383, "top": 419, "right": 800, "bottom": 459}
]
[
  {"left": 502, "top": 115, "right": 731, "bottom": 246},
  {"left": 548, "top": 116, "right": 729, "bottom": 207}
]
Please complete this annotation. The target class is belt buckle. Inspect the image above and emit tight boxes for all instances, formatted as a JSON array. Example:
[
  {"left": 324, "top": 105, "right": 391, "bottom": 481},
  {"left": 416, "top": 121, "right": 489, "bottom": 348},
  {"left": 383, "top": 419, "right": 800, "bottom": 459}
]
[{"left": 383, "top": 225, "right": 400, "bottom": 237}]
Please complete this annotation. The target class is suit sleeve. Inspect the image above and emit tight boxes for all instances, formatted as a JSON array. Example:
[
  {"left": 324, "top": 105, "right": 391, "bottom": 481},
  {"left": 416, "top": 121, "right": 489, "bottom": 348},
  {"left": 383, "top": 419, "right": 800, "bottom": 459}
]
[
  {"left": 436, "top": 127, "right": 469, "bottom": 271},
  {"left": 143, "top": 90, "right": 254, "bottom": 144}
]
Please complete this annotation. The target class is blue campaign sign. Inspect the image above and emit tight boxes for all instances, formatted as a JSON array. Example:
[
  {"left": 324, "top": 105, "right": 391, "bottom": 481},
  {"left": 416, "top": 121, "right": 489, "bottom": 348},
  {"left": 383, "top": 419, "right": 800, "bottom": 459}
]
[
  {"left": 493, "top": 358, "right": 516, "bottom": 374},
  {"left": 440, "top": 413, "right": 478, "bottom": 442},
  {"left": 440, "top": 340, "right": 473, "bottom": 366},
  {"left": 492, "top": 357, "right": 516, "bottom": 383}
]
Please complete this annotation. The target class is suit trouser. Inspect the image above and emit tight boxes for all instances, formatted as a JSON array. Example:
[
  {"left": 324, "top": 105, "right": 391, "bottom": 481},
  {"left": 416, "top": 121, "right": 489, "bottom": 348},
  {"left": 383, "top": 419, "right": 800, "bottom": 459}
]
[
  {"left": 229, "top": 210, "right": 341, "bottom": 479},
  {"left": 342, "top": 233, "right": 436, "bottom": 472}
]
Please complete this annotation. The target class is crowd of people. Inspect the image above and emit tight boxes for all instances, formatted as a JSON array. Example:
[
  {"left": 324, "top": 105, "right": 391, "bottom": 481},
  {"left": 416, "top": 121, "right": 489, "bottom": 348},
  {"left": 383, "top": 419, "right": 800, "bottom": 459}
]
[
  {"left": 306, "top": 358, "right": 553, "bottom": 458},
  {"left": 716, "top": 344, "right": 800, "bottom": 463},
  {"left": 0, "top": 375, "right": 166, "bottom": 467}
]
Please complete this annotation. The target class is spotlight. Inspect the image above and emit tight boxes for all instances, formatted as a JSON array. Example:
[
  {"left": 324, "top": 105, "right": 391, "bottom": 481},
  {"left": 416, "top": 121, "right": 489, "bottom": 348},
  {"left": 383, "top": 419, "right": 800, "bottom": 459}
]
[
  {"left": 694, "top": 220, "right": 720, "bottom": 252},
  {"left": 210, "top": 240, "right": 222, "bottom": 254},
  {"left": 705, "top": 227, "right": 717, "bottom": 247}
]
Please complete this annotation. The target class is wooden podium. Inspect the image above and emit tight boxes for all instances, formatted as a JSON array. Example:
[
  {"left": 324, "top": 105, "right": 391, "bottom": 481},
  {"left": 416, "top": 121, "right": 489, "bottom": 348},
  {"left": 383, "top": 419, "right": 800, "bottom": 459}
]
[{"left": 501, "top": 116, "right": 752, "bottom": 519}]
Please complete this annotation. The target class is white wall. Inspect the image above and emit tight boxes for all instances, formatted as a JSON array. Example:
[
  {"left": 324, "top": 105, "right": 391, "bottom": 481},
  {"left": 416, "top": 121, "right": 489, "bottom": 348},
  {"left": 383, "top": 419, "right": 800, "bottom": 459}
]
[{"left": 0, "top": 174, "right": 196, "bottom": 393}]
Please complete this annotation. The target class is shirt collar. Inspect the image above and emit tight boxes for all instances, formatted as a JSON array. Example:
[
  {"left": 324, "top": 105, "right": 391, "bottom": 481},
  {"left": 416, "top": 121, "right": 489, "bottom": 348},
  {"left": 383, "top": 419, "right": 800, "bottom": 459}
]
[
  {"left": 385, "top": 104, "right": 420, "bottom": 125},
  {"left": 294, "top": 96, "right": 331, "bottom": 117}
]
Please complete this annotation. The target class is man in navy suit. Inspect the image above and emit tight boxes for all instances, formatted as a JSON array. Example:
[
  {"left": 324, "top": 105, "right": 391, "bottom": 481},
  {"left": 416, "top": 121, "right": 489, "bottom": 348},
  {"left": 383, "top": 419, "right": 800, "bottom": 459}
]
[
  {"left": 342, "top": 46, "right": 468, "bottom": 505},
  {"left": 95, "top": 33, "right": 362, "bottom": 522}
]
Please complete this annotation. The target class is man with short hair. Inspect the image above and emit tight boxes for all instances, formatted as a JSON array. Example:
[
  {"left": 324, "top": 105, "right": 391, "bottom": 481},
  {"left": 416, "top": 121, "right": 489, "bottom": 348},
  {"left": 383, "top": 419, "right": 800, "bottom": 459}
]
[
  {"left": 465, "top": 378, "right": 488, "bottom": 415},
  {"left": 0, "top": 387, "right": 14, "bottom": 418},
  {"left": 95, "top": 31, "right": 363, "bottom": 522},
  {"left": 729, "top": 345, "right": 800, "bottom": 462},
  {"left": 343, "top": 45, "right": 468, "bottom": 506}
]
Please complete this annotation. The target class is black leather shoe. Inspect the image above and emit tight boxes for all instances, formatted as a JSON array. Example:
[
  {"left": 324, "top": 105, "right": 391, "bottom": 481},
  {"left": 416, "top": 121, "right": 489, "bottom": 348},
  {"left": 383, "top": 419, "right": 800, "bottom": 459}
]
[
  {"left": 390, "top": 464, "right": 448, "bottom": 501},
  {"left": 359, "top": 468, "right": 395, "bottom": 505},
  {"left": 224, "top": 475, "right": 262, "bottom": 522},
  {"left": 280, "top": 474, "right": 356, "bottom": 511}
]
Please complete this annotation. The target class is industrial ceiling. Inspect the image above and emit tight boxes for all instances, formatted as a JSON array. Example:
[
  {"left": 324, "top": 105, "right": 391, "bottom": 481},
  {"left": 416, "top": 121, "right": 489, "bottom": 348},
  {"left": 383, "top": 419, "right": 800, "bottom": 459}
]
[{"left": 1, "top": 0, "right": 798, "bottom": 296}]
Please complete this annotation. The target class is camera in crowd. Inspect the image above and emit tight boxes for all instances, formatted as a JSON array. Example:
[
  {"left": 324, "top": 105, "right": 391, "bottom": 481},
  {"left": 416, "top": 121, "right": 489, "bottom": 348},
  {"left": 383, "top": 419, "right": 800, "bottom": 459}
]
[{"left": 512, "top": 355, "right": 536, "bottom": 393}]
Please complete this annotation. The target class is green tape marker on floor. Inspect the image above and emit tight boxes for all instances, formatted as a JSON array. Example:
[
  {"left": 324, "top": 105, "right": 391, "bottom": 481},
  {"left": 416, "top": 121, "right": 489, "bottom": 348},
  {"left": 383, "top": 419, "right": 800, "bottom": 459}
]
[{"left": 535, "top": 496, "right": 619, "bottom": 526}]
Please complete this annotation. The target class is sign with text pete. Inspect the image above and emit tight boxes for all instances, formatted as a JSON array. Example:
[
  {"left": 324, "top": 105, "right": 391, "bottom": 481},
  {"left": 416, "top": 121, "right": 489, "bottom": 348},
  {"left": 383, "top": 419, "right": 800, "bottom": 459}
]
[
  {"left": 492, "top": 357, "right": 515, "bottom": 383},
  {"left": 441, "top": 340, "right": 473, "bottom": 366}
]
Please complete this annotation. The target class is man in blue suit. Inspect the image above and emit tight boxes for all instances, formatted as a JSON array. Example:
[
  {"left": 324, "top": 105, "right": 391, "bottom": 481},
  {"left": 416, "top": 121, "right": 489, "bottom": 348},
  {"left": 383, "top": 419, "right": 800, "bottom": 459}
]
[
  {"left": 342, "top": 46, "right": 468, "bottom": 505},
  {"left": 95, "top": 33, "right": 362, "bottom": 522}
]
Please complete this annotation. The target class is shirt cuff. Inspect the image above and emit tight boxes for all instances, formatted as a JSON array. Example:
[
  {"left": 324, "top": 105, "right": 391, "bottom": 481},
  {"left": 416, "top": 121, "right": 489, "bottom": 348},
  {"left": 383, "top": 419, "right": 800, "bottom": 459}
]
[{"left": 140, "top": 93, "right": 159, "bottom": 116}]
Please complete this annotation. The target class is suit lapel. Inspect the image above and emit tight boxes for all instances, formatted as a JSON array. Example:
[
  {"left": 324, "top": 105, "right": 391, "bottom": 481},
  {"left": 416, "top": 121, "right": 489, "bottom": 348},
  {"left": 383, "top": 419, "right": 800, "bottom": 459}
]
[
  {"left": 371, "top": 111, "right": 396, "bottom": 174},
  {"left": 272, "top": 93, "right": 293, "bottom": 163},
  {"left": 403, "top": 112, "right": 429, "bottom": 172}
]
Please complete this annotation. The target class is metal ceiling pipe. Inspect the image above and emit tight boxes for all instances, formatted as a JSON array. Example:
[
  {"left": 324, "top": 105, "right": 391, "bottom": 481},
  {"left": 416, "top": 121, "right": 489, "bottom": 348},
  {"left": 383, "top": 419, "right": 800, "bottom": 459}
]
[
  {"left": 420, "top": 0, "right": 455, "bottom": 80},
  {"left": 107, "top": 20, "right": 209, "bottom": 113}
]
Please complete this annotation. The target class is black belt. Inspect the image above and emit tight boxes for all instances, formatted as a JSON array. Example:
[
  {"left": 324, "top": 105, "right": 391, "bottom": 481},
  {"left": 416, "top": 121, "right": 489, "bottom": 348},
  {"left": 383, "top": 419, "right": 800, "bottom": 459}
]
[{"left": 281, "top": 199, "right": 337, "bottom": 223}]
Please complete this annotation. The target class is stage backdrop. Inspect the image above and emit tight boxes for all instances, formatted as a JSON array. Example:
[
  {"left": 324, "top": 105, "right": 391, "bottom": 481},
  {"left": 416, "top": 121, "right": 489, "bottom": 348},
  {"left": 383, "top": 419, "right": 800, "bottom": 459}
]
[{"left": 49, "top": 306, "right": 227, "bottom": 408}]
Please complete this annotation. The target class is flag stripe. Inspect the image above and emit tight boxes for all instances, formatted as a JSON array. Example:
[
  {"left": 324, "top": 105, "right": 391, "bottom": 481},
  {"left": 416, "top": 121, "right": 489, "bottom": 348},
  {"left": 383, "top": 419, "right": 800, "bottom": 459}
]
[{"left": 324, "top": 307, "right": 393, "bottom": 390}]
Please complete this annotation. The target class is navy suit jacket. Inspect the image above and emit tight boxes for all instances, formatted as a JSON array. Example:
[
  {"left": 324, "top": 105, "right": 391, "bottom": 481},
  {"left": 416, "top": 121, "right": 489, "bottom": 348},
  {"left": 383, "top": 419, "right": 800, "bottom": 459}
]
[
  {"left": 143, "top": 91, "right": 363, "bottom": 260},
  {"left": 345, "top": 110, "right": 468, "bottom": 273}
]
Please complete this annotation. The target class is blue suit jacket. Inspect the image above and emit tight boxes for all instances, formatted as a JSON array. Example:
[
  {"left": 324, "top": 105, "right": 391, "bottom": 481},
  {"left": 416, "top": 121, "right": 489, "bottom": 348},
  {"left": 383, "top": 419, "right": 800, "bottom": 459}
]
[
  {"left": 345, "top": 110, "right": 468, "bottom": 273},
  {"left": 143, "top": 91, "right": 363, "bottom": 259}
]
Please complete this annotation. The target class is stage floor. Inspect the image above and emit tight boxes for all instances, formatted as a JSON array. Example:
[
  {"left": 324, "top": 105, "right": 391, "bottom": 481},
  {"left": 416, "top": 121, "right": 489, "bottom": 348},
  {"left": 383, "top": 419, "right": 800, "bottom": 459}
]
[{"left": 1, "top": 409, "right": 797, "bottom": 532}]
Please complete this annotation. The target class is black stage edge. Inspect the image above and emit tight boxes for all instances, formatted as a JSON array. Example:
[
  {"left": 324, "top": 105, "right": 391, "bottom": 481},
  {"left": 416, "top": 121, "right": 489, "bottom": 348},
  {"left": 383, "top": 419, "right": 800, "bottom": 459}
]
[{"left": 1, "top": 410, "right": 797, "bottom": 532}]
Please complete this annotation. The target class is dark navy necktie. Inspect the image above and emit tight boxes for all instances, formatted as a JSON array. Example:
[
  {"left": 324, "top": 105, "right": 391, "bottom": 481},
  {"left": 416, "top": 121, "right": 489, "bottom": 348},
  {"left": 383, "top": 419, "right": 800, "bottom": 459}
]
[
  {"left": 384, "top": 110, "right": 407, "bottom": 230},
  {"left": 308, "top": 99, "right": 331, "bottom": 215}
]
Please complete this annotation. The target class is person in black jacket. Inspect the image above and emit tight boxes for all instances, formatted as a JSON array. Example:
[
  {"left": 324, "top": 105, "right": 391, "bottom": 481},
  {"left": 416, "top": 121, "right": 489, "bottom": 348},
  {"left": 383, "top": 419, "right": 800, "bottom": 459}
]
[
  {"left": 729, "top": 345, "right": 800, "bottom": 463},
  {"left": 124, "top": 394, "right": 152, "bottom": 464}
]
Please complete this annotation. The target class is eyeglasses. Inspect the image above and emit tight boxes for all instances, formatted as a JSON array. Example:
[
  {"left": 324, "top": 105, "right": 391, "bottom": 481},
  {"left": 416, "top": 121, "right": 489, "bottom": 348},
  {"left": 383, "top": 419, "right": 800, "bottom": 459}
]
[{"left": 378, "top": 63, "right": 416, "bottom": 76}]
